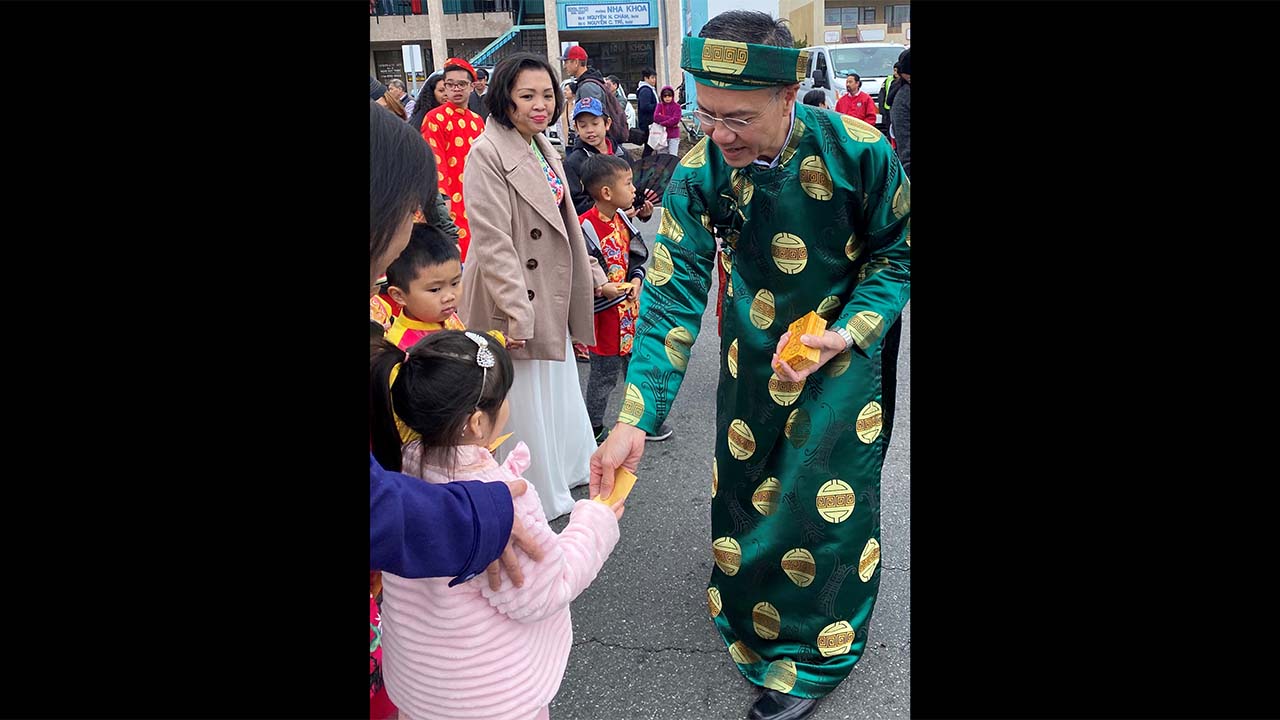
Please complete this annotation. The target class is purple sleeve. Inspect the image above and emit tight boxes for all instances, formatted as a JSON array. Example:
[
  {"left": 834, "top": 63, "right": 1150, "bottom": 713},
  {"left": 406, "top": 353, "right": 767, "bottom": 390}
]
[{"left": 370, "top": 452, "right": 513, "bottom": 585}]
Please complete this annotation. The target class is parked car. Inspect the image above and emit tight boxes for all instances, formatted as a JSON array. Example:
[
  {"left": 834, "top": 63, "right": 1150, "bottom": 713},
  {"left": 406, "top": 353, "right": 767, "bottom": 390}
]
[{"left": 800, "top": 42, "right": 905, "bottom": 129}]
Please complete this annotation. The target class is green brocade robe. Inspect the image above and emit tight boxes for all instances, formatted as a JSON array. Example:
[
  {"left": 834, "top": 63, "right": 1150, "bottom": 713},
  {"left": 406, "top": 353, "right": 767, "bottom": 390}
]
[{"left": 619, "top": 103, "right": 911, "bottom": 698}]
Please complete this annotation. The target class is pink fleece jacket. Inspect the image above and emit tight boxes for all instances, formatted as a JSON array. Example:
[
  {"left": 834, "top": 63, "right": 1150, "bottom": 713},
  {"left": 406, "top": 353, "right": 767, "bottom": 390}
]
[
  {"left": 653, "top": 86, "right": 682, "bottom": 139},
  {"left": 380, "top": 441, "right": 620, "bottom": 720}
]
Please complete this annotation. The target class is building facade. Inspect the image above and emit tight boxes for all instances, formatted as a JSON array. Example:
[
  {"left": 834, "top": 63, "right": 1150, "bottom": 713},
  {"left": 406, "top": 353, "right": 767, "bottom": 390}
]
[
  {"left": 370, "top": 0, "right": 686, "bottom": 104},
  {"left": 778, "top": 0, "right": 909, "bottom": 49}
]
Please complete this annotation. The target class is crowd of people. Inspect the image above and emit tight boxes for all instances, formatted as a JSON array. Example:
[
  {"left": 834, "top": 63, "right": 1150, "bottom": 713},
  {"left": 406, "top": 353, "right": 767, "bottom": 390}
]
[{"left": 369, "top": 13, "right": 910, "bottom": 720}]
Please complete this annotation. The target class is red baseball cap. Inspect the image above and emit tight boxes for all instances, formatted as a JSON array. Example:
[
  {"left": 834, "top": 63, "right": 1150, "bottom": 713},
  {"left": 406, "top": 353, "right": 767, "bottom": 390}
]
[
  {"left": 561, "top": 45, "right": 588, "bottom": 62},
  {"left": 443, "top": 57, "right": 477, "bottom": 81}
]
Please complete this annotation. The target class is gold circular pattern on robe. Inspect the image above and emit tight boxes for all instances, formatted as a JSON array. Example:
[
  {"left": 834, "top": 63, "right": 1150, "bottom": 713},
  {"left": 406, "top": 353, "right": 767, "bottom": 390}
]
[
  {"left": 434, "top": 153, "right": 443, "bottom": 165},
  {"left": 752, "top": 601, "right": 781, "bottom": 640},
  {"left": 770, "top": 233, "right": 808, "bottom": 275},
  {"left": 445, "top": 106, "right": 454, "bottom": 115},
  {"left": 749, "top": 289, "right": 776, "bottom": 329},
  {"left": 784, "top": 408, "right": 810, "bottom": 448},
  {"left": 840, "top": 114, "right": 882, "bottom": 143},
  {"left": 892, "top": 181, "right": 910, "bottom": 218},
  {"left": 751, "top": 477, "right": 781, "bottom": 515},
  {"left": 728, "top": 640, "right": 761, "bottom": 665},
  {"left": 731, "top": 169, "right": 754, "bottom": 206},
  {"left": 708, "top": 586, "right": 722, "bottom": 618},
  {"left": 470, "top": 120, "right": 479, "bottom": 131},
  {"left": 618, "top": 383, "right": 646, "bottom": 426},
  {"left": 799, "top": 155, "right": 834, "bottom": 201},
  {"left": 768, "top": 372, "right": 805, "bottom": 406},
  {"left": 430, "top": 138, "right": 439, "bottom": 148},
  {"left": 858, "top": 537, "right": 881, "bottom": 582},
  {"left": 446, "top": 121, "right": 454, "bottom": 131},
  {"left": 658, "top": 208, "right": 685, "bottom": 243},
  {"left": 454, "top": 136, "right": 465, "bottom": 147},
  {"left": 449, "top": 156, "right": 458, "bottom": 167},
  {"left": 712, "top": 536, "right": 742, "bottom": 576},
  {"left": 823, "top": 350, "right": 851, "bottom": 378},
  {"left": 763, "top": 659, "right": 797, "bottom": 693},
  {"left": 816, "top": 479, "right": 856, "bottom": 523},
  {"left": 648, "top": 243, "right": 674, "bottom": 286},
  {"left": 451, "top": 192, "right": 462, "bottom": 203},
  {"left": 711, "top": 458, "right": 718, "bottom": 498},
  {"left": 780, "top": 548, "right": 816, "bottom": 587},
  {"left": 437, "top": 171, "right": 444, "bottom": 182},
  {"left": 664, "top": 326, "right": 694, "bottom": 371},
  {"left": 700, "top": 38, "right": 750, "bottom": 76},
  {"left": 845, "top": 233, "right": 862, "bottom": 262},
  {"left": 727, "top": 338, "right": 739, "bottom": 378},
  {"left": 429, "top": 122, "right": 439, "bottom": 132},
  {"left": 847, "top": 311, "right": 885, "bottom": 351},
  {"left": 681, "top": 137, "right": 709, "bottom": 168},
  {"left": 727, "top": 419, "right": 756, "bottom": 461},
  {"left": 855, "top": 401, "right": 883, "bottom": 444},
  {"left": 817, "top": 620, "right": 856, "bottom": 657},
  {"left": 816, "top": 295, "right": 842, "bottom": 323}
]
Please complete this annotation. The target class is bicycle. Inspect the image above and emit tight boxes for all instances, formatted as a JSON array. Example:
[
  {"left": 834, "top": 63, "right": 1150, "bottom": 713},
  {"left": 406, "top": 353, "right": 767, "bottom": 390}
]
[{"left": 680, "top": 103, "right": 706, "bottom": 144}]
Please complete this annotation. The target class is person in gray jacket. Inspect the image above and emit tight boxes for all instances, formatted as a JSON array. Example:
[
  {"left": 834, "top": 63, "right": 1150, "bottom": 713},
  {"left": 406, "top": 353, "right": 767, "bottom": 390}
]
[{"left": 890, "top": 48, "right": 910, "bottom": 177}]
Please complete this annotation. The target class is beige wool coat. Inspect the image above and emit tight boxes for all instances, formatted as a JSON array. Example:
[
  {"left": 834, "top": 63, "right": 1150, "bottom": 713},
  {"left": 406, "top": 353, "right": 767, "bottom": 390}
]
[{"left": 458, "top": 120, "right": 597, "bottom": 361}]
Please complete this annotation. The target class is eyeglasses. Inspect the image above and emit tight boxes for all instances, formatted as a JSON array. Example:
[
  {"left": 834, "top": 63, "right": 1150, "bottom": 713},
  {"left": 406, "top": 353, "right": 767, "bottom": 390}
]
[
  {"left": 692, "top": 91, "right": 782, "bottom": 133},
  {"left": 443, "top": 80, "right": 472, "bottom": 90}
]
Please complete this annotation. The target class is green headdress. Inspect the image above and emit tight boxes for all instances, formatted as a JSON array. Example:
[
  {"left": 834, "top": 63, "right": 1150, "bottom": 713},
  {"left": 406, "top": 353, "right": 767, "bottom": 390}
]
[{"left": 682, "top": 37, "right": 810, "bottom": 91}]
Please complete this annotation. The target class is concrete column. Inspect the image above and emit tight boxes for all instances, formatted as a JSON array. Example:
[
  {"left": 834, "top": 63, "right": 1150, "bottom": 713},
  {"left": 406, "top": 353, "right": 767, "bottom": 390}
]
[
  {"left": 663, "top": 0, "right": 682, "bottom": 89},
  {"left": 544, "top": 0, "right": 568, "bottom": 157},
  {"left": 428, "top": 0, "right": 449, "bottom": 69}
]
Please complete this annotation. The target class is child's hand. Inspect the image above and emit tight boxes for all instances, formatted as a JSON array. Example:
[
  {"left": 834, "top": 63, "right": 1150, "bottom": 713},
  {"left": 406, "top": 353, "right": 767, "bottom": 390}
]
[
  {"left": 599, "top": 283, "right": 621, "bottom": 300},
  {"left": 637, "top": 200, "right": 655, "bottom": 220},
  {"left": 629, "top": 277, "right": 642, "bottom": 300},
  {"left": 609, "top": 498, "right": 626, "bottom": 520}
]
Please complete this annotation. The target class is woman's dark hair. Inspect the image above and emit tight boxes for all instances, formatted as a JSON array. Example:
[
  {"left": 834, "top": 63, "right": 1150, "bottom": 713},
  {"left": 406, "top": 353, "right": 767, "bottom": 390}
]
[
  {"left": 371, "top": 101, "right": 436, "bottom": 279},
  {"left": 486, "top": 52, "right": 563, "bottom": 130},
  {"left": 802, "top": 89, "right": 826, "bottom": 106},
  {"left": 370, "top": 330, "right": 515, "bottom": 475},
  {"left": 407, "top": 71, "right": 446, "bottom": 131}
]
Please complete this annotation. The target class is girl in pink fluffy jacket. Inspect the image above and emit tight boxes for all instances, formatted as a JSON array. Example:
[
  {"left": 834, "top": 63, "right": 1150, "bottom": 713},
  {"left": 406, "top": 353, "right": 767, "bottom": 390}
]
[{"left": 369, "top": 329, "right": 624, "bottom": 720}]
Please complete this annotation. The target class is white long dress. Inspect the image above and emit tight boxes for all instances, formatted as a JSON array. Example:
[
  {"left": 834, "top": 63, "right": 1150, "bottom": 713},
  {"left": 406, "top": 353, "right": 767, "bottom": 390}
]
[{"left": 497, "top": 335, "right": 595, "bottom": 519}]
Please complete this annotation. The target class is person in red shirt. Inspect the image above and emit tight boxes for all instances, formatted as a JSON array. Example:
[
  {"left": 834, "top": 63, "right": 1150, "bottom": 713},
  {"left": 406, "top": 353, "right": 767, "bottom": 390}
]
[
  {"left": 422, "top": 57, "right": 485, "bottom": 261},
  {"left": 834, "top": 73, "right": 877, "bottom": 125}
]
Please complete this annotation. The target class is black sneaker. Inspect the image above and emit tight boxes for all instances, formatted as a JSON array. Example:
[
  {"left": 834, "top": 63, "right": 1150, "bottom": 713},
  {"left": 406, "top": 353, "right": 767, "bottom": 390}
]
[{"left": 645, "top": 423, "right": 674, "bottom": 442}]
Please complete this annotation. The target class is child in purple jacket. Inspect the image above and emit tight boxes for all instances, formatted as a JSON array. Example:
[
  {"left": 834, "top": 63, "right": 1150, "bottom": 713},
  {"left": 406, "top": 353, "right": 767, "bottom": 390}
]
[{"left": 652, "top": 85, "right": 683, "bottom": 156}]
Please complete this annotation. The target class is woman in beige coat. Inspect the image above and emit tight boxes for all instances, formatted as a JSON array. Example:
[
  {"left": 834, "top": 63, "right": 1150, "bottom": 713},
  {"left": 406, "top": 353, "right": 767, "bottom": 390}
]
[{"left": 459, "top": 53, "right": 601, "bottom": 520}]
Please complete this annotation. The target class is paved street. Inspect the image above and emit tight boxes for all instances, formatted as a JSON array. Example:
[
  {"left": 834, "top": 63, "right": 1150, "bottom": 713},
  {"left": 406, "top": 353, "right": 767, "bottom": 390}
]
[{"left": 552, "top": 216, "right": 911, "bottom": 719}]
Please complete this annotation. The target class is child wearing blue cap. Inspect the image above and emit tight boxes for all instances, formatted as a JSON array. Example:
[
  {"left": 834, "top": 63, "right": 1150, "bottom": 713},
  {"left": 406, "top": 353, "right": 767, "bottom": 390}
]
[{"left": 562, "top": 96, "right": 659, "bottom": 217}]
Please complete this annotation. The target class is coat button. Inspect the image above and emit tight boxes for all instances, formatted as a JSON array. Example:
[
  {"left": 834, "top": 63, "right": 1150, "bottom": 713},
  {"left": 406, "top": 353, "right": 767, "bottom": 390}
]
[
  {"left": 528, "top": 289, "right": 536, "bottom": 301},
  {"left": 526, "top": 258, "right": 538, "bottom": 269},
  {"left": 530, "top": 228, "right": 542, "bottom": 239}
]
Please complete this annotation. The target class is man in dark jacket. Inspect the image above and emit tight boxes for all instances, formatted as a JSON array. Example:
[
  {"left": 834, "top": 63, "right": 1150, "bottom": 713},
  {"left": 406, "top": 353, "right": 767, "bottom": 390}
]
[
  {"left": 636, "top": 68, "right": 658, "bottom": 134},
  {"left": 890, "top": 48, "right": 910, "bottom": 177},
  {"left": 467, "top": 66, "right": 490, "bottom": 121},
  {"left": 563, "top": 45, "right": 627, "bottom": 146}
]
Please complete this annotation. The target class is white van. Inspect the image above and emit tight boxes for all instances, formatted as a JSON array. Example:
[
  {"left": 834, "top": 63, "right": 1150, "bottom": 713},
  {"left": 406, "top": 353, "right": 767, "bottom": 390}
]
[{"left": 800, "top": 43, "right": 906, "bottom": 127}]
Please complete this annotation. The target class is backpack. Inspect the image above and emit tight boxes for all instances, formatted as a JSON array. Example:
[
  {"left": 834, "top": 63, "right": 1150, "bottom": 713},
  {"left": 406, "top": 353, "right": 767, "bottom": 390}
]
[{"left": 576, "top": 75, "right": 628, "bottom": 147}]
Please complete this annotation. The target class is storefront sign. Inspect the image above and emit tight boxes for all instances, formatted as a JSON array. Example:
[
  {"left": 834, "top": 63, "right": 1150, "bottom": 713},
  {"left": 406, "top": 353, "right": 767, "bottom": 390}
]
[{"left": 564, "top": 2, "right": 651, "bottom": 28}]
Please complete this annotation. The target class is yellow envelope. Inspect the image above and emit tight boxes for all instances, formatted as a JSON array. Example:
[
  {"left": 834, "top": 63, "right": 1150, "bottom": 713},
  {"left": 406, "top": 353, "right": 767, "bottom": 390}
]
[
  {"left": 594, "top": 467, "right": 638, "bottom": 506},
  {"left": 486, "top": 432, "right": 514, "bottom": 453}
]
